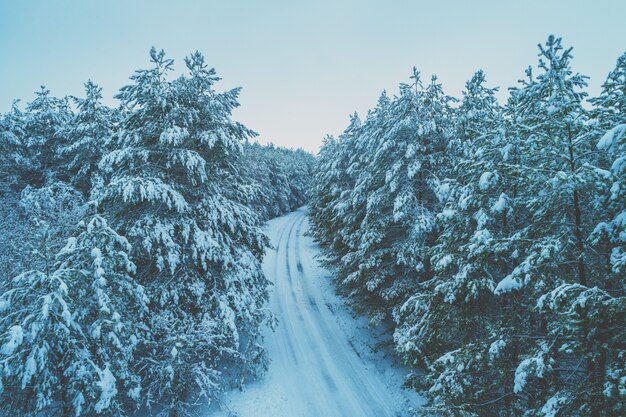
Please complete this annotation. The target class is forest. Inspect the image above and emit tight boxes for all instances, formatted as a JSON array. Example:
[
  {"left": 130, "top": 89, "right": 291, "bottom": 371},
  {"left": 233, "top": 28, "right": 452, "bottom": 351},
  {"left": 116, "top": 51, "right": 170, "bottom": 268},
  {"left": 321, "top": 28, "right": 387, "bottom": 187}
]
[
  {"left": 0, "top": 34, "right": 624, "bottom": 417},
  {"left": 0, "top": 49, "right": 314, "bottom": 417},
  {"left": 309, "top": 36, "right": 625, "bottom": 417}
]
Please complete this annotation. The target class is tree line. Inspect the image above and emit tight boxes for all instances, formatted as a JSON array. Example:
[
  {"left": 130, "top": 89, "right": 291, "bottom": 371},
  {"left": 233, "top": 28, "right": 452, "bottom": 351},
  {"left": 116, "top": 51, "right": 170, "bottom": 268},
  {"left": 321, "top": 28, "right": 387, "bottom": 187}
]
[
  {"left": 0, "top": 48, "right": 313, "bottom": 417},
  {"left": 309, "top": 36, "right": 625, "bottom": 417}
]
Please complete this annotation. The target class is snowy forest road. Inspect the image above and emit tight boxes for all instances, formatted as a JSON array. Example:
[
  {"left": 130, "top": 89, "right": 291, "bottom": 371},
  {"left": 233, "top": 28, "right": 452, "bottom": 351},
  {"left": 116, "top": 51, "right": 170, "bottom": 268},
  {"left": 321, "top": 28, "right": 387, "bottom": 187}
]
[{"left": 215, "top": 208, "right": 419, "bottom": 417}]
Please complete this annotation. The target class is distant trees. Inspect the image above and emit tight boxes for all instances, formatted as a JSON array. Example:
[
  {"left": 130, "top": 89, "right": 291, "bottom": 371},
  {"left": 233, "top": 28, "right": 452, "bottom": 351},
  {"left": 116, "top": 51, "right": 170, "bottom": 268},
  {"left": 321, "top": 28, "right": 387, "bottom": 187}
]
[
  {"left": 309, "top": 36, "right": 626, "bottom": 417},
  {"left": 242, "top": 142, "right": 314, "bottom": 221},
  {"left": 0, "top": 49, "right": 313, "bottom": 416}
]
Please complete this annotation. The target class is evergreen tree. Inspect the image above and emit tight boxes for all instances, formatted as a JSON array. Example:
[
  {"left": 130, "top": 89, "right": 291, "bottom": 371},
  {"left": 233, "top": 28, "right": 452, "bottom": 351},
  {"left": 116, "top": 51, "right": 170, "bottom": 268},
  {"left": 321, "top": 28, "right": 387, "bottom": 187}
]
[
  {"left": 590, "top": 52, "right": 626, "bottom": 275},
  {"left": 393, "top": 71, "right": 515, "bottom": 416},
  {"left": 99, "top": 48, "right": 270, "bottom": 415},
  {"left": 309, "top": 114, "right": 362, "bottom": 252},
  {"left": 0, "top": 213, "right": 146, "bottom": 416},
  {"left": 241, "top": 143, "right": 314, "bottom": 221},
  {"left": 0, "top": 101, "right": 27, "bottom": 189},
  {"left": 22, "top": 87, "right": 72, "bottom": 187},
  {"left": 58, "top": 81, "right": 116, "bottom": 198},
  {"left": 499, "top": 36, "right": 618, "bottom": 416}
]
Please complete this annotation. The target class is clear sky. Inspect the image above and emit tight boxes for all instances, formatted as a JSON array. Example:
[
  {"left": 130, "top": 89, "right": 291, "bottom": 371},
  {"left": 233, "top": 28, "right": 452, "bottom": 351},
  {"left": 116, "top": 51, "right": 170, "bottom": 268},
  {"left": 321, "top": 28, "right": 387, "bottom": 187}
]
[{"left": 1, "top": 0, "right": 625, "bottom": 152}]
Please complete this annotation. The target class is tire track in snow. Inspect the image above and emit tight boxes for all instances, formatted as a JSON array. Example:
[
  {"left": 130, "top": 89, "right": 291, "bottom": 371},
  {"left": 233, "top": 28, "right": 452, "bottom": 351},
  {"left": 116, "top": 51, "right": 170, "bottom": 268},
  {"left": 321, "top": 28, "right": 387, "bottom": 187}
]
[
  {"left": 283, "top": 212, "right": 343, "bottom": 416},
  {"left": 215, "top": 209, "right": 419, "bottom": 417},
  {"left": 291, "top": 212, "right": 395, "bottom": 417},
  {"left": 271, "top": 215, "right": 300, "bottom": 367},
  {"left": 279, "top": 210, "right": 381, "bottom": 416}
]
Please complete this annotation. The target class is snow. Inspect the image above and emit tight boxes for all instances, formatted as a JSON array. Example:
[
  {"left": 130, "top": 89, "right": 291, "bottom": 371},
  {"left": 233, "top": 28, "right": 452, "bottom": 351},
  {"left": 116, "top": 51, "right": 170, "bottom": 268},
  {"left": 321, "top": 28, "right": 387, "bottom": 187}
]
[
  {"left": 211, "top": 208, "right": 422, "bottom": 416},
  {"left": 436, "top": 254, "right": 453, "bottom": 270},
  {"left": 597, "top": 124, "right": 626, "bottom": 150},
  {"left": 21, "top": 355, "right": 37, "bottom": 389},
  {"left": 514, "top": 356, "right": 545, "bottom": 394},
  {"left": 41, "top": 294, "right": 52, "bottom": 318},
  {"left": 513, "top": 359, "right": 531, "bottom": 393},
  {"left": 435, "top": 181, "right": 451, "bottom": 202},
  {"left": 159, "top": 126, "right": 189, "bottom": 146},
  {"left": 1, "top": 325, "right": 24, "bottom": 355},
  {"left": 492, "top": 192, "right": 508, "bottom": 213},
  {"left": 73, "top": 392, "right": 85, "bottom": 416},
  {"left": 94, "top": 366, "right": 117, "bottom": 413},
  {"left": 128, "top": 384, "right": 141, "bottom": 401},
  {"left": 441, "top": 208, "right": 456, "bottom": 218},
  {"left": 478, "top": 171, "right": 493, "bottom": 190},
  {"left": 474, "top": 209, "right": 489, "bottom": 229},
  {"left": 495, "top": 275, "right": 523, "bottom": 294},
  {"left": 91, "top": 247, "right": 102, "bottom": 260},
  {"left": 541, "top": 393, "right": 566, "bottom": 417},
  {"left": 488, "top": 339, "right": 506, "bottom": 361}
]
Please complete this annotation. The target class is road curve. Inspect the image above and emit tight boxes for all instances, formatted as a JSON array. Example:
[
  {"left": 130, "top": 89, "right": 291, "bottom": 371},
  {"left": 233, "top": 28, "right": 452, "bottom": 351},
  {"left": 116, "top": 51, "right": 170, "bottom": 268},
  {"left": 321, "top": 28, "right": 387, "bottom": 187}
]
[{"left": 218, "top": 208, "right": 416, "bottom": 417}]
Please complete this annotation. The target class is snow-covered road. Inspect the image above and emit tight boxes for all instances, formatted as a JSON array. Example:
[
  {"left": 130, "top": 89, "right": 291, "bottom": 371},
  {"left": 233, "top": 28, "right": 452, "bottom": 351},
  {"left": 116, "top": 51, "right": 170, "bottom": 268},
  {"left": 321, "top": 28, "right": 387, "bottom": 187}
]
[{"left": 215, "top": 208, "right": 420, "bottom": 417}]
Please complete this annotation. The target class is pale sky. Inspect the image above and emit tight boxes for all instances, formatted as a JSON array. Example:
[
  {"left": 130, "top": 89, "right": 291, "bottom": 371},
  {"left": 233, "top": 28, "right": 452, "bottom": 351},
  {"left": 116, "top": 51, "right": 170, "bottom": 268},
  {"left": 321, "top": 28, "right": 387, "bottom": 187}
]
[{"left": 1, "top": 0, "right": 625, "bottom": 152}]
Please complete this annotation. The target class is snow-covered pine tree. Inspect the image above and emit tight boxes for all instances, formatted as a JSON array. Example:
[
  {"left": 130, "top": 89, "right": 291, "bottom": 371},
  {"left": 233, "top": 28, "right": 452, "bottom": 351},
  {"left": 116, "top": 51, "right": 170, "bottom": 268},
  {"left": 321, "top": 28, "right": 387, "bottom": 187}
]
[
  {"left": 10, "top": 181, "right": 87, "bottom": 283},
  {"left": 319, "top": 104, "right": 381, "bottom": 316},
  {"left": 281, "top": 147, "right": 315, "bottom": 211},
  {"left": 309, "top": 110, "right": 369, "bottom": 300},
  {"left": 308, "top": 36, "right": 625, "bottom": 417},
  {"left": 55, "top": 212, "right": 148, "bottom": 416},
  {"left": 240, "top": 142, "right": 278, "bottom": 220},
  {"left": 58, "top": 80, "right": 116, "bottom": 198},
  {"left": 352, "top": 74, "right": 425, "bottom": 322},
  {"left": 309, "top": 113, "right": 361, "bottom": 250},
  {"left": 590, "top": 52, "right": 626, "bottom": 276},
  {"left": 0, "top": 101, "right": 27, "bottom": 189},
  {"left": 22, "top": 87, "right": 72, "bottom": 187},
  {"left": 0, "top": 104, "right": 31, "bottom": 282},
  {"left": 348, "top": 71, "right": 453, "bottom": 323},
  {"left": 0, "top": 212, "right": 146, "bottom": 417},
  {"left": 585, "top": 61, "right": 626, "bottom": 411},
  {"left": 0, "top": 220, "right": 78, "bottom": 416},
  {"left": 497, "top": 36, "right": 619, "bottom": 417},
  {"left": 241, "top": 143, "right": 315, "bottom": 221},
  {"left": 308, "top": 134, "right": 340, "bottom": 242},
  {"left": 393, "top": 71, "right": 519, "bottom": 416},
  {"left": 1, "top": 93, "right": 86, "bottom": 286},
  {"left": 99, "top": 49, "right": 270, "bottom": 416}
]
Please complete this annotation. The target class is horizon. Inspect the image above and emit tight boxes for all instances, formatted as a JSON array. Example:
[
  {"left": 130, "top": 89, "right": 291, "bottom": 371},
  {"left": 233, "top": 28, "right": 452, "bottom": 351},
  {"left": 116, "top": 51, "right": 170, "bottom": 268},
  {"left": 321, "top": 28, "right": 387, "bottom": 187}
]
[{"left": 1, "top": 0, "right": 625, "bottom": 153}]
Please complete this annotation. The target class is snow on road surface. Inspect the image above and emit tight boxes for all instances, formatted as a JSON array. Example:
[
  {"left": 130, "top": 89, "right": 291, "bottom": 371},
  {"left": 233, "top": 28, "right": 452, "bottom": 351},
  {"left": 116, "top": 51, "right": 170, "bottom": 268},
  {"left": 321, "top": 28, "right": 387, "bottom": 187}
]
[{"left": 214, "top": 208, "right": 422, "bottom": 417}]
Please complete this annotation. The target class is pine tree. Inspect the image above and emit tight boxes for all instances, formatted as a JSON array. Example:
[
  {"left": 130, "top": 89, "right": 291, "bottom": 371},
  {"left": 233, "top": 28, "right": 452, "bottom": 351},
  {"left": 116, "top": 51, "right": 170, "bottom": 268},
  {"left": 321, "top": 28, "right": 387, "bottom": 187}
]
[
  {"left": 393, "top": 71, "right": 516, "bottom": 416},
  {"left": 0, "top": 213, "right": 146, "bottom": 416},
  {"left": 349, "top": 71, "right": 452, "bottom": 322},
  {"left": 309, "top": 114, "right": 361, "bottom": 250},
  {"left": 581, "top": 52, "right": 626, "bottom": 416},
  {"left": 99, "top": 48, "right": 270, "bottom": 415},
  {"left": 241, "top": 143, "right": 315, "bottom": 221},
  {"left": 58, "top": 81, "right": 116, "bottom": 198},
  {"left": 22, "top": 87, "right": 72, "bottom": 187},
  {"left": 0, "top": 101, "right": 27, "bottom": 189},
  {"left": 498, "top": 36, "right": 620, "bottom": 417},
  {"left": 590, "top": 52, "right": 626, "bottom": 275}
]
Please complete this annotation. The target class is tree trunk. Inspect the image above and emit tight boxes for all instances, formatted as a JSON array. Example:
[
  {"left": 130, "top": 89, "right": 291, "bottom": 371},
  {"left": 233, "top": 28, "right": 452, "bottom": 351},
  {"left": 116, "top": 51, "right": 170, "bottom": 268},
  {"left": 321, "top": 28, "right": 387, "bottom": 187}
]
[{"left": 567, "top": 125, "right": 587, "bottom": 286}]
